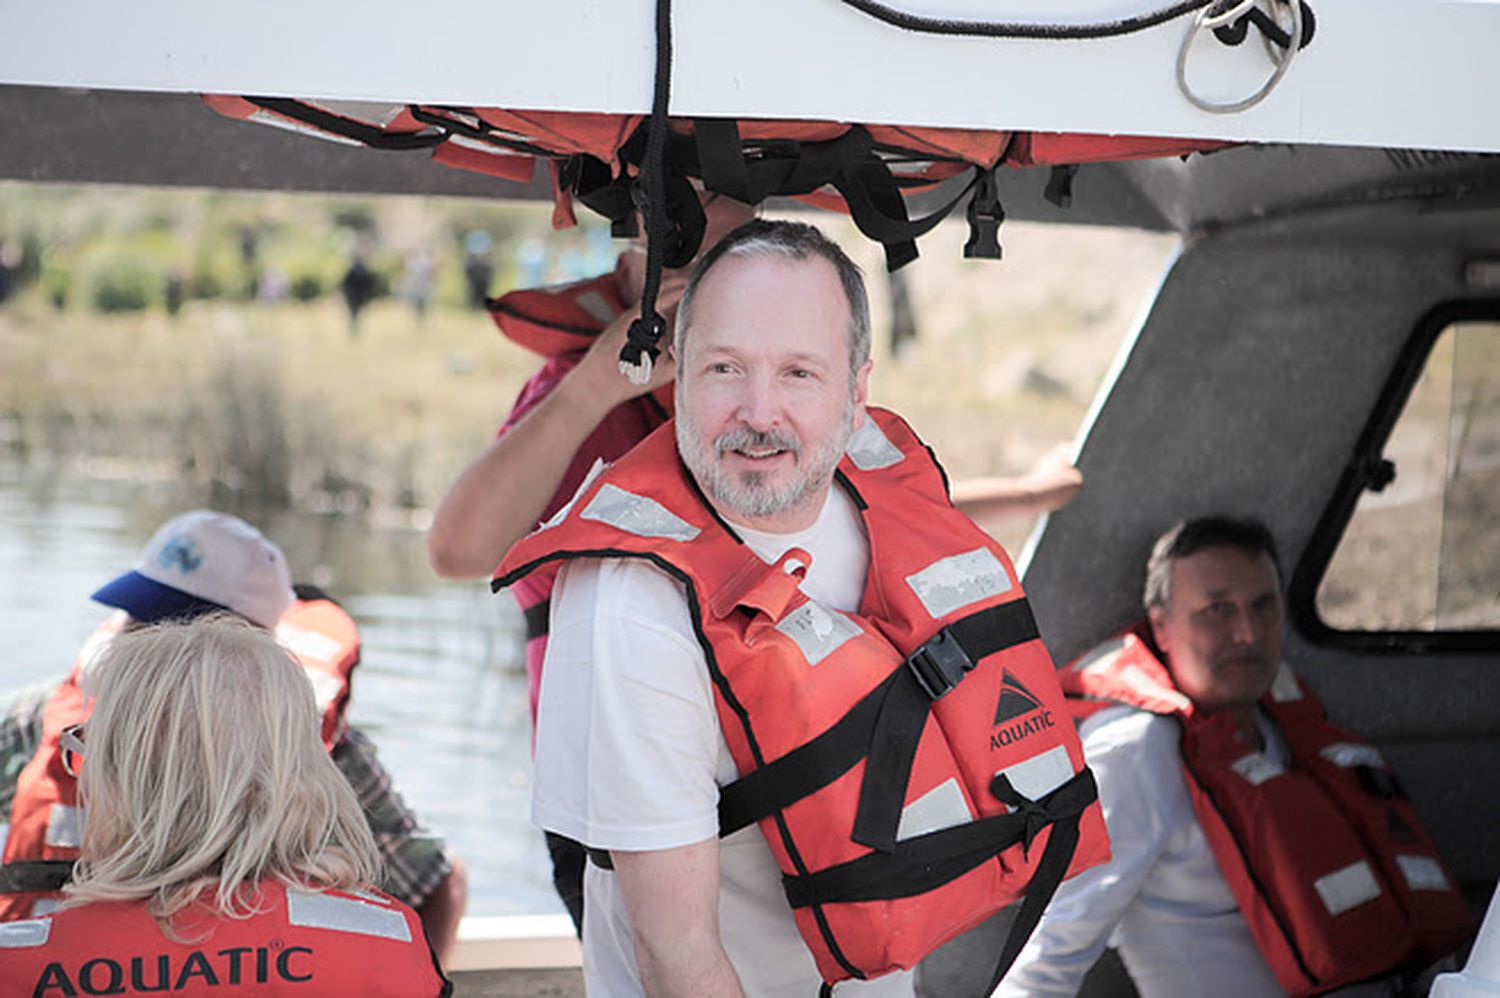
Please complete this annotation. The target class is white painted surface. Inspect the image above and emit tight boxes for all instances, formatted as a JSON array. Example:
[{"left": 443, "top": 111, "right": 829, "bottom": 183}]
[
  {"left": 1, "top": 0, "right": 1499, "bottom": 151},
  {"left": 450, "top": 914, "right": 583, "bottom": 971}
]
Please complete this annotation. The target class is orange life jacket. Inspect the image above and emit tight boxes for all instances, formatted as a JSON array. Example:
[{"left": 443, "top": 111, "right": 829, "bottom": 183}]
[
  {"left": 1061, "top": 627, "right": 1475, "bottom": 996},
  {"left": 0, "top": 882, "right": 450, "bottom": 997},
  {"left": 487, "top": 267, "right": 630, "bottom": 358},
  {"left": 0, "top": 594, "right": 361, "bottom": 922},
  {"left": 495, "top": 408, "right": 1110, "bottom": 989},
  {"left": 201, "top": 95, "right": 1227, "bottom": 269}
]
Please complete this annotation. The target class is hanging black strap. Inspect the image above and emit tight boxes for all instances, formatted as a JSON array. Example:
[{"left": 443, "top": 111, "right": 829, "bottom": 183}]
[
  {"left": 0, "top": 859, "right": 74, "bottom": 894},
  {"left": 852, "top": 599, "right": 1041, "bottom": 852},
  {"left": 522, "top": 599, "right": 551, "bottom": 641},
  {"left": 617, "top": 0, "right": 675, "bottom": 381}
]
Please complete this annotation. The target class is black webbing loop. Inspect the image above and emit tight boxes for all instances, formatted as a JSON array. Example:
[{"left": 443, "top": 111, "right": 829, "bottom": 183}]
[
  {"left": 522, "top": 599, "right": 551, "bottom": 641},
  {"left": 1044, "top": 164, "right": 1081, "bottom": 209},
  {"left": 0, "top": 859, "right": 74, "bottom": 893},
  {"left": 854, "top": 600, "right": 1039, "bottom": 851},
  {"left": 963, "top": 167, "right": 1004, "bottom": 260},
  {"left": 987, "top": 774, "right": 1094, "bottom": 992},
  {"left": 248, "top": 98, "right": 445, "bottom": 151},
  {"left": 618, "top": 0, "right": 674, "bottom": 382}
]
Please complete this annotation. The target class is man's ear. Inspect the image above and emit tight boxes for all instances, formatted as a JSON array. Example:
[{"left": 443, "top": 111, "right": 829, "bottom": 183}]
[
  {"left": 1148, "top": 607, "right": 1171, "bottom": 655},
  {"left": 852, "top": 359, "right": 873, "bottom": 429}
]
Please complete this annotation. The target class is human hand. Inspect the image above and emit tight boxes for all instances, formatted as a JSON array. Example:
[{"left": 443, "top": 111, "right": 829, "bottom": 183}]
[
  {"left": 1017, "top": 445, "right": 1083, "bottom": 512},
  {"left": 570, "top": 272, "right": 687, "bottom": 405}
]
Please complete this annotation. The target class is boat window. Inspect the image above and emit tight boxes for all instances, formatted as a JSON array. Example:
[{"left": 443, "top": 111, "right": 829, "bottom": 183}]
[{"left": 1313, "top": 319, "right": 1500, "bottom": 636}]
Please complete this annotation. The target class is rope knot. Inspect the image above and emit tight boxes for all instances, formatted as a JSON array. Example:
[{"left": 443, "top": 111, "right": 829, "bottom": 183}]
[
  {"left": 991, "top": 774, "right": 1051, "bottom": 855},
  {"left": 619, "top": 313, "right": 667, "bottom": 386}
]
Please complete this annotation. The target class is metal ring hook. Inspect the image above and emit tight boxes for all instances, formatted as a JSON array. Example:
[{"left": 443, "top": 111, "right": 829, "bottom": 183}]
[{"left": 1176, "top": 0, "right": 1304, "bottom": 114}]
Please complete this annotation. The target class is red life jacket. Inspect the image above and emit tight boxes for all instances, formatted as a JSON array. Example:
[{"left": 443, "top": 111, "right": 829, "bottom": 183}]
[
  {"left": 0, "top": 595, "right": 362, "bottom": 922},
  {"left": 1061, "top": 627, "right": 1475, "bottom": 996},
  {"left": 495, "top": 408, "right": 1111, "bottom": 989},
  {"left": 0, "top": 882, "right": 450, "bottom": 997}
]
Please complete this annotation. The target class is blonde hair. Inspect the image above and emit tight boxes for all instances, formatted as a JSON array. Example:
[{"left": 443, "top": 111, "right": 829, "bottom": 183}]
[{"left": 66, "top": 614, "right": 379, "bottom": 929}]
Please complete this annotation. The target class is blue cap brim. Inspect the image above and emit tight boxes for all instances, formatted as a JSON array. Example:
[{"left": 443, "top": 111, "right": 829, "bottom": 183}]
[{"left": 90, "top": 571, "right": 230, "bottom": 625}]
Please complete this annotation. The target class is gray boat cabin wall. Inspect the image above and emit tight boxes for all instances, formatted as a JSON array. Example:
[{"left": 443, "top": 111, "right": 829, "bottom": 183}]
[{"left": 1024, "top": 200, "right": 1500, "bottom": 904}]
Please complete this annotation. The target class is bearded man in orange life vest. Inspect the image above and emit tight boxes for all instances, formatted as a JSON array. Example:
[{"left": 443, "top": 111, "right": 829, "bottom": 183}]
[
  {"left": 998, "top": 517, "right": 1474, "bottom": 998},
  {"left": 494, "top": 219, "right": 1109, "bottom": 997},
  {"left": 427, "top": 193, "right": 1087, "bottom": 939},
  {"left": 0, "top": 510, "right": 468, "bottom": 964}
]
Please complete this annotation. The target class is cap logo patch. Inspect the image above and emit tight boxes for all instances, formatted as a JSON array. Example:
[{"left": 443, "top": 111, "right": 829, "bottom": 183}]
[{"left": 156, "top": 534, "right": 203, "bottom": 575}]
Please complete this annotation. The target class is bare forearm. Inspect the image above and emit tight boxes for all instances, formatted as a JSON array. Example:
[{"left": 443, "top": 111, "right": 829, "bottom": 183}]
[{"left": 636, "top": 934, "right": 744, "bottom": 998}]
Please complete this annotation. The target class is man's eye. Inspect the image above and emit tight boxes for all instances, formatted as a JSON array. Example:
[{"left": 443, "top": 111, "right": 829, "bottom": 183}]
[{"left": 788, "top": 368, "right": 812, "bottom": 379}]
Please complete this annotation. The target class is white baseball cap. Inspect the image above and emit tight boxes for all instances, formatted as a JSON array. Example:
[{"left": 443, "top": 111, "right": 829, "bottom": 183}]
[{"left": 90, "top": 510, "right": 295, "bottom": 630}]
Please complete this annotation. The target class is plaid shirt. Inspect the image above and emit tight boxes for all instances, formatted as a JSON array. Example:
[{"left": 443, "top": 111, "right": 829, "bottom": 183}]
[{"left": 0, "top": 683, "right": 453, "bottom": 910}]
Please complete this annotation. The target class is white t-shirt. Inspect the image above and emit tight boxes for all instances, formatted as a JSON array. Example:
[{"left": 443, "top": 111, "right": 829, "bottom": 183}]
[
  {"left": 995, "top": 706, "right": 1291, "bottom": 998},
  {"left": 533, "top": 485, "right": 915, "bottom": 997}
]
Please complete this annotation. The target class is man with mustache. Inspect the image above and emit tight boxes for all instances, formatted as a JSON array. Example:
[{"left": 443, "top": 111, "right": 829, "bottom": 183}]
[
  {"left": 998, "top": 517, "right": 1471, "bottom": 996},
  {"left": 495, "top": 218, "right": 1110, "bottom": 995}
]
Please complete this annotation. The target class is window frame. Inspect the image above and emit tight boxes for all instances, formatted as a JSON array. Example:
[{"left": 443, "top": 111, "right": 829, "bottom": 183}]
[{"left": 1288, "top": 297, "right": 1500, "bottom": 653}]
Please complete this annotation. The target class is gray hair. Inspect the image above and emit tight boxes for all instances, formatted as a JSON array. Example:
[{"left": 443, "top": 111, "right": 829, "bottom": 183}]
[
  {"left": 1143, "top": 516, "right": 1283, "bottom": 612},
  {"left": 675, "top": 218, "right": 871, "bottom": 381}
]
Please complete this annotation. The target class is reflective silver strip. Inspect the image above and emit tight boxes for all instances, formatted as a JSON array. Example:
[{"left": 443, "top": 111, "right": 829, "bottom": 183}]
[
  {"left": 0, "top": 918, "right": 51, "bottom": 949},
  {"left": 45, "top": 804, "right": 84, "bottom": 849},
  {"left": 1314, "top": 860, "right": 1383, "bottom": 916},
  {"left": 574, "top": 289, "right": 620, "bottom": 325},
  {"left": 1229, "top": 752, "right": 1285, "bottom": 787},
  {"left": 534, "top": 459, "right": 608, "bottom": 534},
  {"left": 1397, "top": 854, "right": 1452, "bottom": 892},
  {"left": 844, "top": 417, "right": 904, "bottom": 471},
  {"left": 301, "top": 667, "right": 344, "bottom": 712},
  {"left": 905, "top": 548, "right": 1014, "bottom": 620},
  {"left": 997, "top": 745, "right": 1075, "bottom": 801},
  {"left": 1071, "top": 636, "right": 1129, "bottom": 675},
  {"left": 1320, "top": 742, "right": 1384, "bottom": 769},
  {"left": 897, "top": 778, "right": 973, "bottom": 841},
  {"left": 30, "top": 897, "right": 64, "bottom": 917},
  {"left": 276, "top": 624, "right": 343, "bottom": 664},
  {"left": 247, "top": 109, "right": 365, "bottom": 147},
  {"left": 285, "top": 889, "right": 412, "bottom": 942},
  {"left": 310, "top": 100, "right": 408, "bottom": 127},
  {"left": 775, "top": 601, "right": 863, "bottom": 666},
  {"left": 0, "top": 820, "right": 8, "bottom": 855},
  {"left": 579, "top": 484, "right": 701, "bottom": 543},
  {"left": 1268, "top": 664, "right": 1303, "bottom": 703}
]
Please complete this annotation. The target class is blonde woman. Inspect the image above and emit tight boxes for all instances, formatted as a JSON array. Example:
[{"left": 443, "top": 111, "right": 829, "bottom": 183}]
[{"left": 0, "top": 615, "right": 450, "bottom": 996}]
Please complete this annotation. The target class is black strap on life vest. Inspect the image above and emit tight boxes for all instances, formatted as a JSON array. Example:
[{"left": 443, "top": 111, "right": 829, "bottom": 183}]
[
  {"left": 242, "top": 98, "right": 446, "bottom": 151},
  {"left": 523, "top": 600, "right": 551, "bottom": 642},
  {"left": 715, "top": 599, "right": 1042, "bottom": 843},
  {"left": 0, "top": 859, "right": 74, "bottom": 894}
]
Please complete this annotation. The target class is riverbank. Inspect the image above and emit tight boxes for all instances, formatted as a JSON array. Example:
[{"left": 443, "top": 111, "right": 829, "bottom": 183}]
[{"left": 1, "top": 214, "right": 1176, "bottom": 553}]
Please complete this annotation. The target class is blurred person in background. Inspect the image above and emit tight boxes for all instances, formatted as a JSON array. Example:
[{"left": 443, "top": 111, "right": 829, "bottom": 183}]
[{"left": 0, "top": 615, "right": 451, "bottom": 996}]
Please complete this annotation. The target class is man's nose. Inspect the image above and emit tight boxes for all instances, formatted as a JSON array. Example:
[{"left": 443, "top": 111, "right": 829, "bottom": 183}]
[
  {"left": 1229, "top": 606, "right": 1258, "bottom": 644},
  {"left": 735, "top": 372, "right": 784, "bottom": 429}
]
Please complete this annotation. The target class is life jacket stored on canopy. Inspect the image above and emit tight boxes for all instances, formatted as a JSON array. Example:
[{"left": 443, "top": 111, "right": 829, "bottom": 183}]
[
  {"left": 1061, "top": 627, "right": 1475, "bottom": 996},
  {"left": 202, "top": 95, "right": 1227, "bottom": 271},
  {"left": 0, "top": 882, "right": 451, "bottom": 997},
  {"left": 495, "top": 408, "right": 1110, "bottom": 989},
  {"left": 0, "top": 591, "right": 362, "bottom": 922}
]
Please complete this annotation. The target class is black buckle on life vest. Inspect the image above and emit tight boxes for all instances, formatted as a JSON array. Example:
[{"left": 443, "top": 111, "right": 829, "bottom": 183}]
[{"left": 906, "top": 627, "right": 976, "bottom": 700}]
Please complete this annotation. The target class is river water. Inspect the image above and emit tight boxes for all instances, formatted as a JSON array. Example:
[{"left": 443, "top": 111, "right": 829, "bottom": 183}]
[{"left": 0, "top": 464, "right": 559, "bottom": 917}]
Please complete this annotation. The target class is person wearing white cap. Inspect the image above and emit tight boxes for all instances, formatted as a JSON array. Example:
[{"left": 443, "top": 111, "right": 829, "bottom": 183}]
[{"left": 0, "top": 510, "right": 468, "bottom": 965}]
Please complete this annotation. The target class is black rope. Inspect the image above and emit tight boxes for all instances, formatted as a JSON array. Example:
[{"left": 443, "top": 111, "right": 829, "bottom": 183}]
[
  {"left": 618, "top": 0, "right": 674, "bottom": 381},
  {"left": 837, "top": 0, "right": 1218, "bottom": 39}
]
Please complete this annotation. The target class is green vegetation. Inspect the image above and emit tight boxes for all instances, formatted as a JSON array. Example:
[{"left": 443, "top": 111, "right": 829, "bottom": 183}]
[{"left": 0, "top": 182, "right": 1177, "bottom": 550}]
